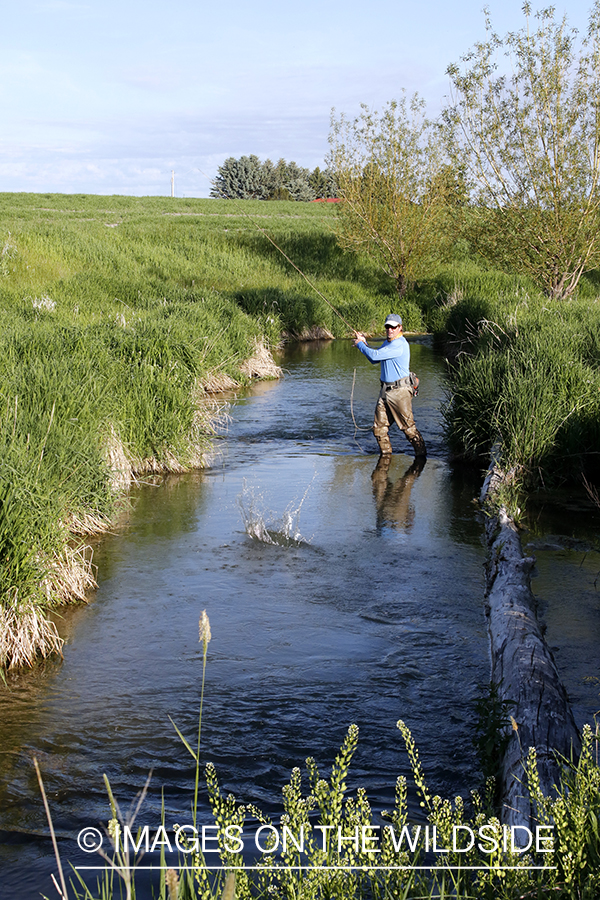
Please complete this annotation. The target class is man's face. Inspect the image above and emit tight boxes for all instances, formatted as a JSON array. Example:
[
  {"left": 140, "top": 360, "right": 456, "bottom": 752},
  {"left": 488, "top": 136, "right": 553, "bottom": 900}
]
[{"left": 385, "top": 323, "right": 401, "bottom": 341}]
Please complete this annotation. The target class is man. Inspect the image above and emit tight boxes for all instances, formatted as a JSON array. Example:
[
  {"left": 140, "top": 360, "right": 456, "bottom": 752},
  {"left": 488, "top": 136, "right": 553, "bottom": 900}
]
[{"left": 353, "top": 314, "right": 426, "bottom": 458}]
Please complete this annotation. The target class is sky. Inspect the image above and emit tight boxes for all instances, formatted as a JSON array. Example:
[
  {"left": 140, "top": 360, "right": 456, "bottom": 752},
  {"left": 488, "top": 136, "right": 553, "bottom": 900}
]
[{"left": 0, "top": 0, "right": 593, "bottom": 197}]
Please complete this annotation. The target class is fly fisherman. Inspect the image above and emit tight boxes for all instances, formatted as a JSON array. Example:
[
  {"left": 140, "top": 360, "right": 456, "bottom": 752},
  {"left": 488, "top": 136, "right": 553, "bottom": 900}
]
[{"left": 353, "top": 314, "right": 426, "bottom": 459}]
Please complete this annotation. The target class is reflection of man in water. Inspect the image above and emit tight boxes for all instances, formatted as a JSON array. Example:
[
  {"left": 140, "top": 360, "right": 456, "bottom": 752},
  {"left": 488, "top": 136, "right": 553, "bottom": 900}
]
[
  {"left": 354, "top": 314, "right": 426, "bottom": 459},
  {"left": 371, "top": 456, "right": 425, "bottom": 532}
]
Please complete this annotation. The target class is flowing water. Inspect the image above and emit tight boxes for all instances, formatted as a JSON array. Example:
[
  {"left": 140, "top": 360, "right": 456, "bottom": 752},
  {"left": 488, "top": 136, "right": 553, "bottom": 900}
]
[{"left": 0, "top": 338, "right": 598, "bottom": 898}]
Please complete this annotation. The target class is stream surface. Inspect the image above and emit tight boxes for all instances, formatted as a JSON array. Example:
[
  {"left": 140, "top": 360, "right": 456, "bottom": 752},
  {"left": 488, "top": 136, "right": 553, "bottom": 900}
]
[{"left": 0, "top": 338, "right": 598, "bottom": 898}]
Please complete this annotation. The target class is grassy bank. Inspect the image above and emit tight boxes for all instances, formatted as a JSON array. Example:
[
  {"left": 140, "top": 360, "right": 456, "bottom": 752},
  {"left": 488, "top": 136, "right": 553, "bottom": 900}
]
[
  {"left": 2, "top": 192, "right": 600, "bottom": 667},
  {"left": 412, "top": 262, "right": 600, "bottom": 513},
  {"left": 0, "top": 192, "right": 423, "bottom": 669},
  {"left": 0, "top": 193, "right": 425, "bottom": 337},
  {"left": 0, "top": 291, "right": 273, "bottom": 667}
]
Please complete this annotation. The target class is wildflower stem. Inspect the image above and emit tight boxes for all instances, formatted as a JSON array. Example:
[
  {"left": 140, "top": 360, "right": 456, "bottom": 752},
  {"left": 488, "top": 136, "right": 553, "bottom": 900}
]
[
  {"left": 193, "top": 644, "right": 208, "bottom": 827},
  {"left": 34, "top": 757, "right": 69, "bottom": 900}
]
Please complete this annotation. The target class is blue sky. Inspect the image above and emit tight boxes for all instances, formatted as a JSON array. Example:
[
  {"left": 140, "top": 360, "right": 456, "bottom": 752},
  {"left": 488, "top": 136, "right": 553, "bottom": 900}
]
[{"left": 0, "top": 0, "right": 591, "bottom": 197}]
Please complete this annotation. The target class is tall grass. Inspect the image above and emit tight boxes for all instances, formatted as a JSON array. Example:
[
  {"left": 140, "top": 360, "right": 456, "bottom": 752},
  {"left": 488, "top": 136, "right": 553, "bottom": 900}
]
[
  {"left": 414, "top": 263, "right": 600, "bottom": 509},
  {"left": 0, "top": 192, "right": 429, "bottom": 668},
  {"left": 0, "top": 300, "right": 256, "bottom": 666},
  {"left": 0, "top": 193, "right": 425, "bottom": 336}
]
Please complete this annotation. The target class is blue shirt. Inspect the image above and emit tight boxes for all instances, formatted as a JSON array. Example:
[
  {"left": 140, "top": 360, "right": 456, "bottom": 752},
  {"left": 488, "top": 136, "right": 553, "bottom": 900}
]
[{"left": 357, "top": 335, "right": 410, "bottom": 382}]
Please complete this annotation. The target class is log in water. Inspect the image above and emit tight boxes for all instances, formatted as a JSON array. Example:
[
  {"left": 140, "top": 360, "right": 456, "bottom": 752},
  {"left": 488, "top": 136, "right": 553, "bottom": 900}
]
[{"left": 0, "top": 338, "right": 598, "bottom": 898}]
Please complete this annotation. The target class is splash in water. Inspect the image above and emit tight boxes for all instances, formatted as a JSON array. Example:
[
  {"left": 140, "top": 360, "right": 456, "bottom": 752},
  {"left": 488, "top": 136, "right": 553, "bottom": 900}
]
[{"left": 238, "top": 479, "right": 313, "bottom": 546}]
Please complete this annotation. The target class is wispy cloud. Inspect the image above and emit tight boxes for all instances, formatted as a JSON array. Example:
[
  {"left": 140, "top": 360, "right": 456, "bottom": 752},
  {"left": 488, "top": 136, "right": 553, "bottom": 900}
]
[
  {"left": 1, "top": 0, "right": 588, "bottom": 195},
  {"left": 117, "top": 64, "right": 187, "bottom": 93}
]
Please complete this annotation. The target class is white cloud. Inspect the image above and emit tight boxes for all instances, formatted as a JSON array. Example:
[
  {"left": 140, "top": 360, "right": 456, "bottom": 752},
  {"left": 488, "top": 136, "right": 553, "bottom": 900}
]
[
  {"left": 0, "top": 0, "right": 591, "bottom": 195},
  {"left": 117, "top": 64, "right": 187, "bottom": 93}
]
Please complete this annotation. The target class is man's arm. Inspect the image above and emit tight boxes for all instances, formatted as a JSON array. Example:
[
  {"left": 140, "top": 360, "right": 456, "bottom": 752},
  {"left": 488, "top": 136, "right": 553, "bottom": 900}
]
[{"left": 356, "top": 340, "right": 407, "bottom": 362}]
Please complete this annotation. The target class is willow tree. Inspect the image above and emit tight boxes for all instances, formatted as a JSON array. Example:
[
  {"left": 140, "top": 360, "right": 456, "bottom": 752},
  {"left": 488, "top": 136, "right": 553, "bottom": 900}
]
[
  {"left": 445, "top": 2, "right": 600, "bottom": 300},
  {"left": 328, "top": 96, "right": 451, "bottom": 300}
]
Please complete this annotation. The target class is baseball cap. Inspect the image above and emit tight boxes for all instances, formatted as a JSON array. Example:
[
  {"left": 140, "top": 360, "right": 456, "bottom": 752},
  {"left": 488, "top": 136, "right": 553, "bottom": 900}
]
[{"left": 384, "top": 314, "right": 402, "bottom": 327}]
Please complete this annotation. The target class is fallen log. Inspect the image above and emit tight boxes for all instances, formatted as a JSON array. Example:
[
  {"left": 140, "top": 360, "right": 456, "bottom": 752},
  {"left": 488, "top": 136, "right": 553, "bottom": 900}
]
[{"left": 480, "top": 459, "right": 580, "bottom": 827}]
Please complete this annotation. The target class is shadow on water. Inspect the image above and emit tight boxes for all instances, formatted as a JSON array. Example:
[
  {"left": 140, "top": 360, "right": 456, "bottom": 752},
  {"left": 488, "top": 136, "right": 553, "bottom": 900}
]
[
  {"left": 522, "top": 486, "right": 600, "bottom": 728},
  {"left": 0, "top": 338, "right": 598, "bottom": 898}
]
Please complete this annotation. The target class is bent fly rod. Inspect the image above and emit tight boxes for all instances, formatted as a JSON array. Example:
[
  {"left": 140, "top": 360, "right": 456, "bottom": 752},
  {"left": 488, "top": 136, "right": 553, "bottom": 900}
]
[{"left": 198, "top": 169, "right": 358, "bottom": 336}]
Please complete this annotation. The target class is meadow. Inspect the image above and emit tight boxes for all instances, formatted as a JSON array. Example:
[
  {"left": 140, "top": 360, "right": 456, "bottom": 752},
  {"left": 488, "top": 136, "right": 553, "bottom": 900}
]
[
  {"left": 0, "top": 192, "right": 421, "bottom": 669},
  {"left": 2, "top": 193, "right": 600, "bottom": 898},
  {"left": 1, "top": 191, "right": 600, "bottom": 668}
]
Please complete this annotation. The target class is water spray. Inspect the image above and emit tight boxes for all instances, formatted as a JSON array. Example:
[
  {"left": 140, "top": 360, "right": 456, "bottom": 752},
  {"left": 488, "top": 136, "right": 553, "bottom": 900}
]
[{"left": 238, "top": 477, "right": 314, "bottom": 546}]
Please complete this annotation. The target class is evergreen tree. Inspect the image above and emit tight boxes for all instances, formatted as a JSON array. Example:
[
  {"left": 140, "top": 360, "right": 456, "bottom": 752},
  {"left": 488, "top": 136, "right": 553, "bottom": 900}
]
[
  {"left": 278, "top": 160, "right": 315, "bottom": 201},
  {"left": 309, "top": 166, "right": 338, "bottom": 199},
  {"left": 210, "top": 155, "right": 268, "bottom": 199},
  {"left": 211, "top": 155, "right": 331, "bottom": 201}
]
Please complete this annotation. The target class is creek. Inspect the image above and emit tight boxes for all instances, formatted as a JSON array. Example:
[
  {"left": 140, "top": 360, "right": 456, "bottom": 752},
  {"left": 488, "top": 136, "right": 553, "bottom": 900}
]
[{"left": 0, "top": 338, "right": 598, "bottom": 898}]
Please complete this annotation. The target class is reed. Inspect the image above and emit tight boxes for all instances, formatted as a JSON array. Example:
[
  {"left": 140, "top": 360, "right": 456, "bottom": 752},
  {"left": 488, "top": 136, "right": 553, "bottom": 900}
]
[{"left": 418, "top": 264, "right": 600, "bottom": 512}]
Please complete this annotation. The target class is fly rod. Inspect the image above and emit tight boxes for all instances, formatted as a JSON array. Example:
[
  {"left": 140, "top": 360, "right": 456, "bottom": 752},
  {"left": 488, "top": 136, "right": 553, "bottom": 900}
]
[{"left": 199, "top": 169, "right": 358, "bottom": 335}]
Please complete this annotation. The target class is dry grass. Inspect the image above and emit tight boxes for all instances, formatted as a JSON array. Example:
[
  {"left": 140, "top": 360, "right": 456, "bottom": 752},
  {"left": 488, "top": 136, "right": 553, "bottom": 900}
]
[
  {"left": 201, "top": 372, "right": 240, "bottom": 393},
  {"left": 239, "top": 340, "right": 283, "bottom": 379},
  {"left": 132, "top": 453, "right": 188, "bottom": 476},
  {"left": 104, "top": 424, "right": 135, "bottom": 493},
  {"left": 0, "top": 546, "right": 97, "bottom": 668},
  {"left": 68, "top": 510, "right": 112, "bottom": 536},
  {"left": 0, "top": 596, "right": 64, "bottom": 669},
  {"left": 192, "top": 391, "right": 232, "bottom": 433},
  {"left": 583, "top": 475, "right": 600, "bottom": 509},
  {"left": 42, "top": 545, "right": 97, "bottom": 605},
  {"left": 202, "top": 341, "right": 282, "bottom": 393}
]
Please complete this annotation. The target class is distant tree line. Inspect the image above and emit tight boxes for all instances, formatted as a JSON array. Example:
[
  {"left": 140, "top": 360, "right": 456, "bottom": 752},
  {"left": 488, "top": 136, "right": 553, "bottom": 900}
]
[{"left": 211, "top": 156, "right": 338, "bottom": 201}]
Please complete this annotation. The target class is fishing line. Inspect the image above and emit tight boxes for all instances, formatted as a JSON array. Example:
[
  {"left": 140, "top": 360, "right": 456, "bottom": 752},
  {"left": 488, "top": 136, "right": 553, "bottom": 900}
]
[
  {"left": 197, "top": 167, "right": 374, "bottom": 442},
  {"left": 197, "top": 168, "right": 358, "bottom": 335},
  {"left": 350, "top": 368, "right": 373, "bottom": 434}
]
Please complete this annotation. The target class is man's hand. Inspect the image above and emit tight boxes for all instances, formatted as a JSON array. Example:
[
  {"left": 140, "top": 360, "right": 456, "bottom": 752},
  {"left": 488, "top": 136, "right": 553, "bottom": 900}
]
[{"left": 353, "top": 332, "right": 367, "bottom": 346}]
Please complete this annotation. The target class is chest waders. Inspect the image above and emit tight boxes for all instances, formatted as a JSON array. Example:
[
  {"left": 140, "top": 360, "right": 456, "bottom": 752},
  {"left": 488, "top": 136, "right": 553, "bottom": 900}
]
[{"left": 373, "top": 378, "right": 426, "bottom": 459}]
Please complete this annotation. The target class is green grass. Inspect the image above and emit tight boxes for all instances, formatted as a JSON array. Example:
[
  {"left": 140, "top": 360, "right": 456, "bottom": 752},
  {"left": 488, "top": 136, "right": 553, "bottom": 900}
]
[
  {"left": 409, "top": 262, "right": 600, "bottom": 510},
  {"left": 0, "top": 193, "right": 425, "bottom": 336},
  {"left": 2, "top": 191, "right": 600, "bottom": 664},
  {"left": 0, "top": 293, "right": 267, "bottom": 665},
  {"left": 0, "top": 192, "right": 428, "bottom": 668}
]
